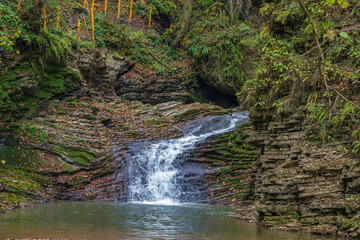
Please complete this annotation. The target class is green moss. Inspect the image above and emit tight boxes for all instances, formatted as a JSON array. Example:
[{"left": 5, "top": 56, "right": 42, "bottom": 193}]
[
  {"left": 202, "top": 123, "right": 258, "bottom": 203},
  {"left": 0, "top": 61, "right": 79, "bottom": 119},
  {"left": 264, "top": 216, "right": 293, "bottom": 225},
  {"left": 0, "top": 192, "right": 26, "bottom": 208},
  {"left": 6, "top": 122, "right": 22, "bottom": 133},
  {"left": 0, "top": 166, "right": 51, "bottom": 209},
  {"left": 37, "top": 64, "right": 68, "bottom": 100},
  {"left": 67, "top": 175, "right": 89, "bottom": 185},
  {"left": 87, "top": 193, "right": 97, "bottom": 200},
  {"left": 63, "top": 162, "right": 75, "bottom": 171},
  {"left": 336, "top": 215, "right": 360, "bottom": 230},
  {"left": 51, "top": 145, "right": 98, "bottom": 166}
]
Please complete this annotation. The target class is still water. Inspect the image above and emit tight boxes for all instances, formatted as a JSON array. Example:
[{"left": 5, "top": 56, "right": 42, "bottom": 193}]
[{"left": 0, "top": 202, "right": 337, "bottom": 240}]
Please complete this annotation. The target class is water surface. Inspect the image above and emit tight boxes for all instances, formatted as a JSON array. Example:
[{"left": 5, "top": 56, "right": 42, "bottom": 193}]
[{"left": 0, "top": 202, "right": 337, "bottom": 240}]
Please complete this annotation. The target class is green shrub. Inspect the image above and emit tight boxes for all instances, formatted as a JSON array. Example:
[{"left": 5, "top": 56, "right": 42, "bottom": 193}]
[{"left": 187, "top": 17, "right": 260, "bottom": 87}]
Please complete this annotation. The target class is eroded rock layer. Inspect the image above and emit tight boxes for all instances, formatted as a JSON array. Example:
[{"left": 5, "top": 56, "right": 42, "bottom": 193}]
[
  {"left": 0, "top": 95, "right": 229, "bottom": 210},
  {"left": 239, "top": 109, "right": 360, "bottom": 238},
  {"left": 195, "top": 123, "right": 258, "bottom": 205}
]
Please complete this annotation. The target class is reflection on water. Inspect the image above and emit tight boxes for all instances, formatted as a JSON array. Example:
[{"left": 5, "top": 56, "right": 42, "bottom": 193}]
[{"left": 0, "top": 202, "right": 338, "bottom": 240}]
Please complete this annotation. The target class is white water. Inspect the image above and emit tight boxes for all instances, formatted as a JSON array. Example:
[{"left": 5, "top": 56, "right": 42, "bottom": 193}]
[{"left": 126, "top": 112, "right": 249, "bottom": 204}]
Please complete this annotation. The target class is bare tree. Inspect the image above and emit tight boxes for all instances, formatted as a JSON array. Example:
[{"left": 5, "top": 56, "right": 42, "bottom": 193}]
[{"left": 227, "top": 0, "right": 252, "bottom": 20}]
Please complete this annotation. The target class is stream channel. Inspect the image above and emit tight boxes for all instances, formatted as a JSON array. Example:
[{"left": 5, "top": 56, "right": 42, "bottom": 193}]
[{"left": 0, "top": 113, "right": 339, "bottom": 239}]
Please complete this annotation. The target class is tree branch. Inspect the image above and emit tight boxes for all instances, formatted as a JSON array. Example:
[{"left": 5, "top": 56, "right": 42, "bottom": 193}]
[
  {"left": 296, "top": 0, "right": 331, "bottom": 107},
  {"left": 328, "top": 86, "right": 360, "bottom": 110}
]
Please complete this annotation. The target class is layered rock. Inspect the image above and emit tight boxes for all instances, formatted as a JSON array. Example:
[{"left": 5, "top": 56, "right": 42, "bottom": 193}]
[
  {"left": 237, "top": 108, "right": 360, "bottom": 238},
  {"left": 0, "top": 93, "right": 230, "bottom": 209},
  {"left": 115, "top": 67, "right": 191, "bottom": 104},
  {"left": 196, "top": 123, "right": 258, "bottom": 205}
]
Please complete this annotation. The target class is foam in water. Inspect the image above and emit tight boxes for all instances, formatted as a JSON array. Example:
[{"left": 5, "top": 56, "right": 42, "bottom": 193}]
[{"left": 125, "top": 112, "right": 249, "bottom": 204}]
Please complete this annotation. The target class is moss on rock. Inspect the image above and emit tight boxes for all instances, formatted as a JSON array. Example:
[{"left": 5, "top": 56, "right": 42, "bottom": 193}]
[{"left": 51, "top": 145, "right": 98, "bottom": 167}]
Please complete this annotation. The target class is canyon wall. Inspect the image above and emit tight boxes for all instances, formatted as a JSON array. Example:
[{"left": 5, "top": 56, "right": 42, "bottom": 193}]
[{"left": 201, "top": 108, "right": 360, "bottom": 237}]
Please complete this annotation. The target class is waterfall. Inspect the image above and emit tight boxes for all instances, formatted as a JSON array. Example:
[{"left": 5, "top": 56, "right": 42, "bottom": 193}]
[{"left": 125, "top": 112, "right": 249, "bottom": 204}]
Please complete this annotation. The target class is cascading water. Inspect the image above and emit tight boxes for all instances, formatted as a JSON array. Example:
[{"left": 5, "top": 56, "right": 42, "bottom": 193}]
[{"left": 125, "top": 112, "right": 249, "bottom": 204}]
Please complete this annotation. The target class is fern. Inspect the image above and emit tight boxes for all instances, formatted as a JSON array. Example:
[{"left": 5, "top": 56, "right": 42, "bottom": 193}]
[{"left": 353, "top": 141, "right": 360, "bottom": 154}]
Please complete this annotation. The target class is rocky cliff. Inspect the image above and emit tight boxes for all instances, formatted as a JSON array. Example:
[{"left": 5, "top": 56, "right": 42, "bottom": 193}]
[
  {"left": 182, "top": 106, "right": 360, "bottom": 238},
  {"left": 229, "top": 108, "right": 360, "bottom": 238}
]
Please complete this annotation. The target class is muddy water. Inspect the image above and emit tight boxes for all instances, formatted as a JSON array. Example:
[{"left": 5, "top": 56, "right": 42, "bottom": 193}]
[{"left": 0, "top": 202, "right": 338, "bottom": 240}]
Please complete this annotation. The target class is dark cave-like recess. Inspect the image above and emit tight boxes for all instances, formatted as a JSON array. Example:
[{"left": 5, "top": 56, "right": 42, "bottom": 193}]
[{"left": 194, "top": 77, "right": 239, "bottom": 109}]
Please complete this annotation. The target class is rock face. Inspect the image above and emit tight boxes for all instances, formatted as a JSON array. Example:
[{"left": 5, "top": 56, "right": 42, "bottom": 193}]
[
  {"left": 0, "top": 48, "right": 135, "bottom": 122},
  {"left": 195, "top": 123, "right": 258, "bottom": 205},
  {"left": 238, "top": 108, "right": 360, "bottom": 238},
  {"left": 192, "top": 106, "right": 360, "bottom": 237},
  {"left": 77, "top": 49, "right": 133, "bottom": 97},
  {"left": 0, "top": 93, "right": 232, "bottom": 209},
  {"left": 115, "top": 68, "right": 190, "bottom": 104},
  {"left": 0, "top": 52, "right": 80, "bottom": 122}
]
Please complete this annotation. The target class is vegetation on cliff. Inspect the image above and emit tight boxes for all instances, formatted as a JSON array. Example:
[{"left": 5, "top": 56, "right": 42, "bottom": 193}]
[
  {"left": 181, "top": 0, "right": 360, "bottom": 155},
  {"left": 0, "top": 0, "right": 196, "bottom": 120}
]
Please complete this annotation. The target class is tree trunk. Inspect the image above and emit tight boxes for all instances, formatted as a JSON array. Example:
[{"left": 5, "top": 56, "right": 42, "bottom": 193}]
[
  {"left": 229, "top": 0, "right": 234, "bottom": 20},
  {"left": 171, "top": 0, "right": 194, "bottom": 48}
]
